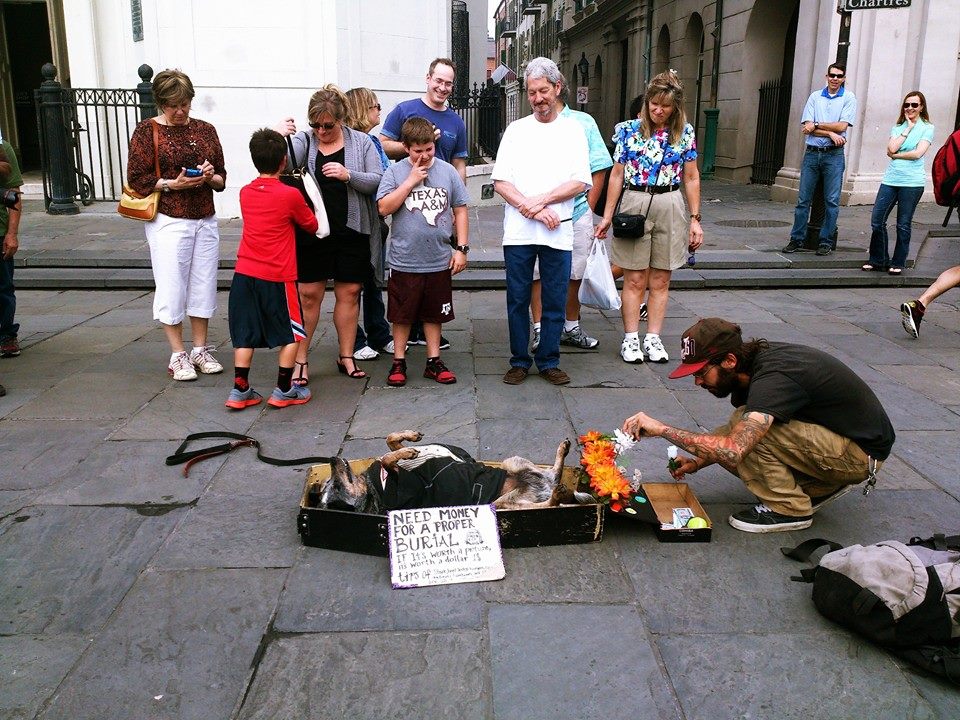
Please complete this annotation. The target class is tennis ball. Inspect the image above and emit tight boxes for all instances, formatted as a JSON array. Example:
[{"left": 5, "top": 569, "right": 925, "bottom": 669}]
[{"left": 686, "top": 516, "right": 708, "bottom": 529}]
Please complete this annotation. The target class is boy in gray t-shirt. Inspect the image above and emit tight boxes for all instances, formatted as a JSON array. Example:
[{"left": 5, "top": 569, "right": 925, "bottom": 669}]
[{"left": 377, "top": 117, "right": 470, "bottom": 387}]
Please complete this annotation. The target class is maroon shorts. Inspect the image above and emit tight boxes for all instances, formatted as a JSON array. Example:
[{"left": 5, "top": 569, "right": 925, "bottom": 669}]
[{"left": 387, "top": 269, "right": 455, "bottom": 324}]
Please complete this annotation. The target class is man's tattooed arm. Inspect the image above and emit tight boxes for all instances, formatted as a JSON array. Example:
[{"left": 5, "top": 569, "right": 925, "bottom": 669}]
[{"left": 659, "top": 412, "right": 774, "bottom": 473}]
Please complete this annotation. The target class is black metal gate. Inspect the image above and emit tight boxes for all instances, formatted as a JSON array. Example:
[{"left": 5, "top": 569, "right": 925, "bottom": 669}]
[
  {"left": 34, "top": 64, "right": 155, "bottom": 208},
  {"left": 751, "top": 78, "right": 791, "bottom": 185},
  {"left": 449, "top": 82, "right": 505, "bottom": 164}
]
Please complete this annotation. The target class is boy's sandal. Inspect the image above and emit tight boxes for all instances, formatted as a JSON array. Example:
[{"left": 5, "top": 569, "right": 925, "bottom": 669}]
[
  {"left": 888, "top": 267, "right": 903, "bottom": 275},
  {"left": 293, "top": 361, "right": 309, "bottom": 387}
]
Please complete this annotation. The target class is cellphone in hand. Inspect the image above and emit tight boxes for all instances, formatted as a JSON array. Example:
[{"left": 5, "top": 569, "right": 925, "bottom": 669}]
[{"left": 184, "top": 168, "right": 203, "bottom": 178}]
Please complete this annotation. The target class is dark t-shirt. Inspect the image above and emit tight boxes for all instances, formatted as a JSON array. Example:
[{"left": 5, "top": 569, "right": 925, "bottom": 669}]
[
  {"left": 315, "top": 146, "right": 348, "bottom": 235},
  {"left": 731, "top": 343, "right": 895, "bottom": 460}
]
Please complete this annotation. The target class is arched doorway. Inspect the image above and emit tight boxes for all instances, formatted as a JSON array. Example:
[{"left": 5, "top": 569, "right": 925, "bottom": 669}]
[
  {"left": 655, "top": 25, "right": 670, "bottom": 76},
  {"left": 682, "top": 14, "right": 705, "bottom": 140}
]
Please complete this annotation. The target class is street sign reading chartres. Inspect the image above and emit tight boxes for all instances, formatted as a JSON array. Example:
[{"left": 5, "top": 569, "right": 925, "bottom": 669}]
[{"left": 838, "top": 0, "right": 910, "bottom": 9}]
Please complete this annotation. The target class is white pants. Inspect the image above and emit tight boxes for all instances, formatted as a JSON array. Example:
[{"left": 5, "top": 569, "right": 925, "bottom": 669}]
[{"left": 145, "top": 213, "right": 220, "bottom": 325}]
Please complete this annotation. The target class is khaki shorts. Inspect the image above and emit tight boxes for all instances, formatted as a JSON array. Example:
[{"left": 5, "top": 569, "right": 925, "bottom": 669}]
[
  {"left": 533, "top": 214, "right": 594, "bottom": 281},
  {"left": 610, "top": 189, "right": 688, "bottom": 271}
]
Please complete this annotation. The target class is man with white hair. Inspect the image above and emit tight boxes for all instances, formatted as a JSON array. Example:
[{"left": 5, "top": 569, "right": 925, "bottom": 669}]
[{"left": 492, "top": 57, "right": 592, "bottom": 386}]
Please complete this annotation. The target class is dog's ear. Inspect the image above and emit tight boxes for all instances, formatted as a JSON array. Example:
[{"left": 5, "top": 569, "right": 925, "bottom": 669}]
[{"left": 330, "top": 456, "right": 352, "bottom": 483}]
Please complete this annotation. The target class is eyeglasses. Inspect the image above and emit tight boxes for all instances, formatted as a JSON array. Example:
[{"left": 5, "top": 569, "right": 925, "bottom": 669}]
[
  {"left": 369, "top": 104, "right": 381, "bottom": 111},
  {"left": 827, "top": 73, "right": 845, "bottom": 79},
  {"left": 692, "top": 363, "right": 715, "bottom": 381},
  {"left": 903, "top": 102, "right": 921, "bottom": 109},
  {"left": 309, "top": 121, "right": 338, "bottom": 130}
]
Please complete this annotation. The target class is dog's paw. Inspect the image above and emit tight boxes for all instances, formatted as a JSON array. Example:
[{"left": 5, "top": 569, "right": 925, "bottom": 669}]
[{"left": 559, "top": 439, "right": 572, "bottom": 457}]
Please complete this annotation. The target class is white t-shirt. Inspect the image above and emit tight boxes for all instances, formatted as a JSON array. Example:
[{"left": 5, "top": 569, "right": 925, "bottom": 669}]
[{"left": 491, "top": 113, "right": 592, "bottom": 250}]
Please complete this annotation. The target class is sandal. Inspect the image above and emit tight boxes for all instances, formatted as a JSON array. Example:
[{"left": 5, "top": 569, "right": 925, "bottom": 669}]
[
  {"left": 336, "top": 356, "right": 367, "bottom": 379},
  {"left": 888, "top": 267, "right": 903, "bottom": 275},
  {"left": 292, "top": 361, "right": 309, "bottom": 387},
  {"left": 861, "top": 263, "right": 876, "bottom": 272}
]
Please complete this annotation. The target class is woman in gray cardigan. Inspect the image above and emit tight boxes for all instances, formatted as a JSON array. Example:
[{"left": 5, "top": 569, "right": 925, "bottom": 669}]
[{"left": 275, "top": 85, "right": 383, "bottom": 383}]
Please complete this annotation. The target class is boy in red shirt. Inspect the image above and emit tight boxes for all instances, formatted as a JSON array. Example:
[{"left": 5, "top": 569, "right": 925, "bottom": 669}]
[{"left": 226, "top": 128, "right": 319, "bottom": 409}]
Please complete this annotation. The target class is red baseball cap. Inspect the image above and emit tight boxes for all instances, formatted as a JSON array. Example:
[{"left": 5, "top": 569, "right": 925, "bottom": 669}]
[{"left": 668, "top": 318, "right": 743, "bottom": 379}]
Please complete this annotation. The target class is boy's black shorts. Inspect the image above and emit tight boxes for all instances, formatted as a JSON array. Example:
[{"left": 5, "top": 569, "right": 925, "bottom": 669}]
[{"left": 228, "top": 273, "right": 305, "bottom": 349}]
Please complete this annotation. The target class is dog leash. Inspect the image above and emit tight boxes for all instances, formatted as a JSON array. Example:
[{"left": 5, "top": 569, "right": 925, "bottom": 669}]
[{"left": 165, "top": 431, "right": 336, "bottom": 478}]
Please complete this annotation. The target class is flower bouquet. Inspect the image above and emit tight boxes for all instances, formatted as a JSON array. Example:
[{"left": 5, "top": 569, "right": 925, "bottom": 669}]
[{"left": 576, "top": 429, "right": 640, "bottom": 512}]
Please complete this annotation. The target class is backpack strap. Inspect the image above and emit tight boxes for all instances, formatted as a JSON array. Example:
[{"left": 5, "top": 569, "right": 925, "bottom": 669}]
[
  {"left": 781, "top": 538, "right": 844, "bottom": 582},
  {"left": 909, "top": 533, "right": 960, "bottom": 551},
  {"left": 165, "top": 431, "right": 335, "bottom": 477}
]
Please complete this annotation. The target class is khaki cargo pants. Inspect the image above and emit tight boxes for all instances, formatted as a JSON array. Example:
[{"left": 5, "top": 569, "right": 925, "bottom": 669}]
[{"left": 714, "top": 407, "right": 880, "bottom": 516}]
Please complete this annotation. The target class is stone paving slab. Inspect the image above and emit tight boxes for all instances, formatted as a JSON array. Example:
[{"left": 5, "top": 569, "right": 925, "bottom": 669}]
[
  {"left": 0, "top": 634, "right": 91, "bottom": 720},
  {"left": 0, "top": 505, "right": 184, "bottom": 634},
  {"left": 37, "top": 568, "right": 283, "bottom": 720},
  {"left": 235, "top": 632, "right": 487, "bottom": 720}
]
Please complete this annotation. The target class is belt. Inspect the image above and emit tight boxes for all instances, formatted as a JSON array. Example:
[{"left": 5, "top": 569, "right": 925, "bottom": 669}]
[
  {"left": 626, "top": 184, "right": 680, "bottom": 194},
  {"left": 805, "top": 145, "right": 842, "bottom": 152}
]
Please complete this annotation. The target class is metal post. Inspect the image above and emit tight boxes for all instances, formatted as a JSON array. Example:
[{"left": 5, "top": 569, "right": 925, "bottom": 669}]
[
  {"left": 37, "top": 63, "right": 78, "bottom": 215},
  {"left": 136, "top": 64, "right": 156, "bottom": 122},
  {"left": 701, "top": 107, "right": 719, "bottom": 178}
]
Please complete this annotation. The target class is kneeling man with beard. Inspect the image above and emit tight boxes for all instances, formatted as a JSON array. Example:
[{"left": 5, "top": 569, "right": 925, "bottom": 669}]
[{"left": 621, "top": 318, "right": 895, "bottom": 533}]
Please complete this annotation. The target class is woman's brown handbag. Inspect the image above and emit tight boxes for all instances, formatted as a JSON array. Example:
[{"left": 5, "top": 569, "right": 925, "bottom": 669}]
[{"left": 118, "top": 120, "right": 161, "bottom": 221}]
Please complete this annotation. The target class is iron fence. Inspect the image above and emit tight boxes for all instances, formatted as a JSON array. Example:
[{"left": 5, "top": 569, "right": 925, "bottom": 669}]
[
  {"left": 449, "top": 83, "right": 505, "bottom": 164},
  {"left": 751, "top": 78, "right": 791, "bottom": 185}
]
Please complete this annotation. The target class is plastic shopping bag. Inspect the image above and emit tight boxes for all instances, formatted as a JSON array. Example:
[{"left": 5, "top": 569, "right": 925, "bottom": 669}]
[{"left": 578, "top": 238, "right": 621, "bottom": 311}]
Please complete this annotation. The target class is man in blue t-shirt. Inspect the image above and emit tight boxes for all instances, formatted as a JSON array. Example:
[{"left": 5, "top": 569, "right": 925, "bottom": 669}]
[{"left": 783, "top": 63, "right": 858, "bottom": 256}]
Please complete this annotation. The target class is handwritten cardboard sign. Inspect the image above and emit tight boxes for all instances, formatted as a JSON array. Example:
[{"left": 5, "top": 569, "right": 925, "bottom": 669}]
[{"left": 388, "top": 505, "right": 505, "bottom": 588}]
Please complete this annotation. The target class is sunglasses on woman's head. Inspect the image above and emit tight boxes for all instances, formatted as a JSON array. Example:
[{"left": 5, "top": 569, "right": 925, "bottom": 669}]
[
  {"left": 309, "top": 121, "right": 338, "bottom": 130},
  {"left": 903, "top": 102, "right": 921, "bottom": 109}
]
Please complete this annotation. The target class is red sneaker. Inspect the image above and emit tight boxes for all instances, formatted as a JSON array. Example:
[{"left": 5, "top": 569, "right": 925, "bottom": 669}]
[
  {"left": 387, "top": 358, "right": 407, "bottom": 387},
  {"left": 424, "top": 358, "right": 456, "bottom": 384}
]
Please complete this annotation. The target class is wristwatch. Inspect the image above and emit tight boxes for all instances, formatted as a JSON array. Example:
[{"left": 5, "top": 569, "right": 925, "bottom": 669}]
[
  {"left": 690, "top": 213, "right": 702, "bottom": 222},
  {"left": 814, "top": 122, "right": 820, "bottom": 130},
  {"left": 455, "top": 244, "right": 470, "bottom": 254},
  {"left": 161, "top": 180, "right": 170, "bottom": 192}
]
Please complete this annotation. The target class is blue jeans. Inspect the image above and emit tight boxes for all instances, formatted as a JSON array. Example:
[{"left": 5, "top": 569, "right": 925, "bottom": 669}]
[
  {"left": 868, "top": 183, "right": 924, "bottom": 270},
  {"left": 354, "top": 263, "right": 391, "bottom": 351},
  {"left": 790, "top": 148, "right": 845, "bottom": 245},
  {"left": 504, "top": 244, "right": 570, "bottom": 371},
  {"left": 0, "top": 257, "right": 17, "bottom": 340}
]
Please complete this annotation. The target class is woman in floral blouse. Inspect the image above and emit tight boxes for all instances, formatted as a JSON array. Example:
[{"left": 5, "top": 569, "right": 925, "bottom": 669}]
[
  {"left": 596, "top": 71, "right": 703, "bottom": 365},
  {"left": 126, "top": 69, "right": 227, "bottom": 381}
]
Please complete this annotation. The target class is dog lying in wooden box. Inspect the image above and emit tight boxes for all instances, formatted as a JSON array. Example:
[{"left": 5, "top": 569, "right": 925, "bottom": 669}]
[{"left": 310, "top": 431, "right": 593, "bottom": 514}]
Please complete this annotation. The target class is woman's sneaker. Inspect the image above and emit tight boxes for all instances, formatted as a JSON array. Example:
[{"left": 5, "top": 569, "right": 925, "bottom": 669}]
[
  {"left": 353, "top": 345, "right": 379, "bottom": 360},
  {"left": 642, "top": 334, "right": 669, "bottom": 363},
  {"left": 424, "top": 358, "right": 456, "bottom": 384},
  {"left": 168, "top": 351, "right": 198, "bottom": 381},
  {"left": 387, "top": 358, "right": 407, "bottom": 387},
  {"left": 900, "top": 300, "right": 924, "bottom": 338},
  {"left": 267, "top": 384, "right": 311, "bottom": 407},
  {"left": 620, "top": 336, "right": 644, "bottom": 364},
  {"left": 225, "top": 386, "right": 263, "bottom": 410},
  {"left": 560, "top": 325, "right": 599, "bottom": 349},
  {"left": 190, "top": 347, "right": 223, "bottom": 374}
]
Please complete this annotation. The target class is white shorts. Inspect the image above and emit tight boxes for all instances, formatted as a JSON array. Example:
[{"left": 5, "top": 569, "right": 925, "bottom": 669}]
[
  {"left": 533, "top": 213, "right": 594, "bottom": 281},
  {"left": 145, "top": 213, "right": 220, "bottom": 325}
]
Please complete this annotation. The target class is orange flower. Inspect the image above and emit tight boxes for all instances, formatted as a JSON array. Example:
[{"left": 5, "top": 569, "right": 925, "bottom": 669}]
[{"left": 578, "top": 430, "right": 606, "bottom": 444}]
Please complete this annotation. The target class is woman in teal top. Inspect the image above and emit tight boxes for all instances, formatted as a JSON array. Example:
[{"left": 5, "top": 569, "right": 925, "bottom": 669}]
[{"left": 864, "top": 91, "right": 935, "bottom": 275}]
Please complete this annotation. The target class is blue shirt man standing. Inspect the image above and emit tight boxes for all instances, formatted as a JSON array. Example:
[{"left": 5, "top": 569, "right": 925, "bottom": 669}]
[{"left": 783, "top": 63, "right": 858, "bottom": 256}]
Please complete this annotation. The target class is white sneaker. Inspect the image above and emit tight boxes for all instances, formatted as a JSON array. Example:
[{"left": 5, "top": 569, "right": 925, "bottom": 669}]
[
  {"left": 642, "top": 334, "right": 669, "bottom": 363},
  {"left": 353, "top": 345, "right": 379, "bottom": 361},
  {"left": 620, "top": 336, "right": 644, "bottom": 364},
  {"left": 169, "top": 351, "right": 198, "bottom": 381},
  {"left": 189, "top": 346, "right": 223, "bottom": 374},
  {"left": 531, "top": 328, "right": 541, "bottom": 352}
]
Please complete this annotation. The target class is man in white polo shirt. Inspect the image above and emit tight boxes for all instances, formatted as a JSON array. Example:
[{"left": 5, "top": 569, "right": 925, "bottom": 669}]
[{"left": 492, "top": 57, "right": 592, "bottom": 385}]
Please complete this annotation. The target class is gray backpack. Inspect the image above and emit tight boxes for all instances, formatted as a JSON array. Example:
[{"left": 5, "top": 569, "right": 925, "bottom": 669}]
[{"left": 784, "top": 534, "right": 960, "bottom": 684}]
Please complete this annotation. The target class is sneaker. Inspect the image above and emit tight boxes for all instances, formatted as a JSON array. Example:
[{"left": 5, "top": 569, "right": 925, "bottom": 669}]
[
  {"left": 531, "top": 328, "right": 541, "bottom": 352},
  {"left": 439, "top": 335, "right": 451, "bottom": 350},
  {"left": 387, "top": 358, "right": 407, "bottom": 387},
  {"left": 190, "top": 347, "right": 223, "bottom": 374},
  {"left": 225, "top": 386, "right": 263, "bottom": 410},
  {"left": 378, "top": 340, "right": 397, "bottom": 354},
  {"left": 539, "top": 367, "right": 570, "bottom": 385},
  {"left": 639, "top": 303, "right": 648, "bottom": 322},
  {"left": 168, "top": 351, "right": 198, "bottom": 381},
  {"left": 781, "top": 241, "right": 803, "bottom": 253},
  {"left": 560, "top": 325, "right": 599, "bottom": 349},
  {"left": 815, "top": 243, "right": 832, "bottom": 256},
  {"left": 267, "top": 384, "right": 311, "bottom": 407},
  {"left": 424, "top": 358, "right": 456, "bottom": 384},
  {"left": 900, "top": 300, "right": 924, "bottom": 338},
  {"left": 728, "top": 503, "right": 812, "bottom": 533},
  {"left": 353, "top": 345, "right": 379, "bottom": 361},
  {"left": 0, "top": 381, "right": 5, "bottom": 397},
  {"left": 620, "top": 336, "right": 644, "bottom": 364},
  {"left": 0, "top": 336, "right": 21, "bottom": 357},
  {"left": 642, "top": 334, "right": 669, "bottom": 363},
  {"left": 408, "top": 331, "right": 425, "bottom": 346},
  {"left": 503, "top": 366, "right": 529, "bottom": 385}
]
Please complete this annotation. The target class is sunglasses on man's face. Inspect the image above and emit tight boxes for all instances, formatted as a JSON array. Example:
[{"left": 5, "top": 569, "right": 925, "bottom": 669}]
[
  {"left": 309, "top": 121, "right": 338, "bottom": 130},
  {"left": 827, "top": 73, "right": 845, "bottom": 79},
  {"left": 903, "top": 102, "right": 921, "bottom": 109}
]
